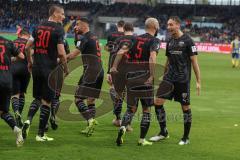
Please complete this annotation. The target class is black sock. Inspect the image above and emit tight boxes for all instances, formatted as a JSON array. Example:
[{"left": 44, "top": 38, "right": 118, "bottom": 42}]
[
  {"left": 1, "top": 112, "right": 16, "bottom": 130},
  {"left": 183, "top": 109, "right": 192, "bottom": 140},
  {"left": 121, "top": 108, "right": 134, "bottom": 127},
  {"left": 76, "top": 99, "right": 92, "bottom": 120},
  {"left": 140, "top": 112, "right": 151, "bottom": 139},
  {"left": 27, "top": 99, "right": 41, "bottom": 123},
  {"left": 19, "top": 94, "right": 25, "bottom": 114},
  {"left": 88, "top": 104, "right": 96, "bottom": 118},
  {"left": 51, "top": 98, "right": 60, "bottom": 120},
  {"left": 38, "top": 105, "right": 50, "bottom": 137},
  {"left": 109, "top": 88, "right": 116, "bottom": 102},
  {"left": 113, "top": 98, "right": 123, "bottom": 120},
  {"left": 11, "top": 97, "right": 19, "bottom": 113},
  {"left": 155, "top": 105, "right": 167, "bottom": 135},
  {"left": 45, "top": 123, "right": 49, "bottom": 132},
  {"left": 110, "top": 88, "right": 122, "bottom": 120}
]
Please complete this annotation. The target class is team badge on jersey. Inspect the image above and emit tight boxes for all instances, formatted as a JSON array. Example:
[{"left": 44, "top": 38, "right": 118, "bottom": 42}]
[
  {"left": 191, "top": 46, "right": 197, "bottom": 53},
  {"left": 76, "top": 41, "right": 81, "bottom": 48},
  {"left": 179, "top": 41, "right": 185, "bottom": 47}
]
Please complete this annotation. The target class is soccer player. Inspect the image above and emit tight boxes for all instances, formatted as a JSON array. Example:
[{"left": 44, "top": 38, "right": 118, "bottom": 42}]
[
  {"left": 149, "top": 16, "right": 201, "bottom": 145},
  {"left": 110, "top": 22, "right": 136, "bottom": 131},
  {"left": 22, "top": 38, "right": 70, "bottom": 136},
  {"left": 49, "top": 38, "right": 70, "bottom": 130},
  {"left": 0, "top": 35, "right": 25, "bottom": 147},
  {"left": 231, "top": 36, "right": 240, "bottom": 68},
  {"left": 23, "top": 4, "right": 68, "bottom": 142},
  {"left": 67, "top": 18, "right": 104, "bottom": 137},
  {"left": 111, "top": 18, "right": 160, "bottom": 146},
  {"left": 105, "top": 20, "right": 125, "bottom": 127},
  {"left": 11, "top": 28, "right": 31, "bottom": 128}
]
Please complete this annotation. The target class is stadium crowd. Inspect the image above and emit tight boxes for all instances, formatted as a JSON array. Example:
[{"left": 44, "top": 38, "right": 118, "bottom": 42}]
[{"left": 0, "top": 0, "right": 239, "bottom": 43}]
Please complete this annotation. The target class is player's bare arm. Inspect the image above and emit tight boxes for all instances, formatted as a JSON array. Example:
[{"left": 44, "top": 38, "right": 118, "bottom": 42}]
[
  {"left": 11, "top": 51, "right": 25, "bottom": 62},
  {"left": 66, "top": 48, "right": 81, "bottom": 61},
  {"left": 145, "top": 51, "right": 157, "bottom": 85},
  {"left": 17, "top": 52, "right": 25, "bottom": 60},
  {"left": 57, "top": 43, "right": 69, "bottom": 75},
  {"left": 25, "top": 39, "right": 34, "bottom": 72},
  {"left": 110, "top": 45, "right": 129, "bottom": 73},
  {"left": 191, "top": 55, "right": 201, "bottom": 96}
]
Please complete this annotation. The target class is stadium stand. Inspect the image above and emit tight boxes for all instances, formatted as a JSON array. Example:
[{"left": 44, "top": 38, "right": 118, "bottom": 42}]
[{"left": 0, "top": 0, "right": 239, "bottom": 43}]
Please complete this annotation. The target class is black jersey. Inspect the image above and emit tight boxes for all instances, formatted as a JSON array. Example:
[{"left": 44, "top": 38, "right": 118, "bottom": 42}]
[
  {"left": 129, "top": 33, "right": 160, "bottom": 63},
  {"left": 13, "top": 37, "right": 28, "bottom": 65},
  {"left": 0, "top": 36, "right": 20, "bottom": 88},
  {"left": 32, "top": 21, "right": 65, "bottom": 69},
  {"left": 164, "top": 34, "right": 198, "bottom": 83},
  {"left": 106, "top": 31, "right": 124, "bottom": 73},
  {"left": 12, "top": 37, "right": 29, "bottom": 77},
  {"left": 75, "top": 31, "right": 103, "bottom": 77},
  {"left": 106, "top": 31, "right": 124, "bottom": 52},
  {"left": 114, "top": 35, "right": 136, "bottom": 65}
]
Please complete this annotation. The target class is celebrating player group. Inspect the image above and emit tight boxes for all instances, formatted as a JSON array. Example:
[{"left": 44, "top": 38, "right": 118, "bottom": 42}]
[{"left": 0, "top": 4, "right": 201, "bottom": 147}]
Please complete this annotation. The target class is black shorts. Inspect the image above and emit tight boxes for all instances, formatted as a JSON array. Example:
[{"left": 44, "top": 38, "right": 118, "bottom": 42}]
[
  {"left": 156, "top": 80, "right": 190, "bottom": 105},
  {"left": 0, "top": 87, "right": 11, "bottom": 112},
  {"left": 48, "top": 64, "right": 65, "bottom": 99},
  {"left": 11, "top": 65, "right": 30, "bottom": 95},
  {"left": 126, "top": 86, "right": 154, "bottom": 107},
  {"left": 111, "top": 70, "right": 127, "bottom": 98},
  {"left": 75, "top": 69, "right": 104, "bottom": 99},
  {"left": 32, "top": 67, "right": 55, "bottom": 102},
  {"left": 126, "top": 71, "right": 154, "bottom": 107}
]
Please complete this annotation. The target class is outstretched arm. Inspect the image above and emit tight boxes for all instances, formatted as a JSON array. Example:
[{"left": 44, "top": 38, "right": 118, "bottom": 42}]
[
  {"left": 67, "top": 49, "right": 81, "bottom": 61},
  {"left": 110, "top": 45, "right": 129, "bottom": 73}
]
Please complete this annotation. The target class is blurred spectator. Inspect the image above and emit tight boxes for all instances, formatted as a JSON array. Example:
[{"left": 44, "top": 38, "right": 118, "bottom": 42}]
[{"left": 0, "top": 0, "right": 239, "bottom": 43}]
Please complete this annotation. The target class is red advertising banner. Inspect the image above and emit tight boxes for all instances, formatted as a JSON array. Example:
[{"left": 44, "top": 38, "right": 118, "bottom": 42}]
[{"left": 160, "top": 42, "right": 231, "bottom": 54}]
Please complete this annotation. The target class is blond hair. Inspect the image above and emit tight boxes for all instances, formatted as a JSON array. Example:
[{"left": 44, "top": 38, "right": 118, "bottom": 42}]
[{"left": 145, "top": 18, "right": 159, "bottom": 30}]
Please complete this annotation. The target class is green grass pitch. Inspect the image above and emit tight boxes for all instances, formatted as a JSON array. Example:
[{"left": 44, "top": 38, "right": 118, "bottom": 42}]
[{"left": 0, "top": 34, "right": 240, "bottom": 160}]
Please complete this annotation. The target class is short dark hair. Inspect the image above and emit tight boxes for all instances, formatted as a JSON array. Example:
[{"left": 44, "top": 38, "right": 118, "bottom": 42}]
[
  {"left": 79, "top": 17, "right": 90, "bottom": 25},
  {"left": 123, "top": 22, "right": 134, "bottom": 32},
  {"left": 117, "top": 20, "right": 125, "bottom": 27},
  {"left": 20, "top": 27, "right": 30, "bottom": 35},
  {"left": 49, "top": 4, "right": 63, "bottom": 16},
  {"left": 169, "top": 16, "right": 181, "bottom": 24}
]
